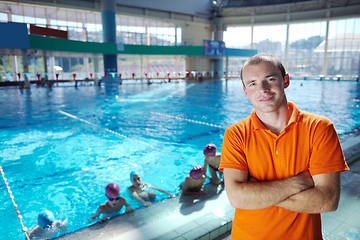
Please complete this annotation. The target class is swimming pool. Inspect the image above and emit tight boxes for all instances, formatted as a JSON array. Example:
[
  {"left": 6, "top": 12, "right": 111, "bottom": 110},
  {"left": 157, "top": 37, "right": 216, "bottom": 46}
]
[{"left": 1, "top": 79, "right": 360, "bottom": 239}]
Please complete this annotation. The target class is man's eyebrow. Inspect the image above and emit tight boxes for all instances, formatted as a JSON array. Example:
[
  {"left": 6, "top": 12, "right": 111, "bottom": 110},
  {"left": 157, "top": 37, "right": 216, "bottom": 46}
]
[
  {"left": 265, "top": 74, "right": 277, "bottom": 78},
  {"left": 265, "top": 72, "right": 282, "bottom": 78},
  {"left": 244, "top": 79, "right": 256, "bottom": 85}
]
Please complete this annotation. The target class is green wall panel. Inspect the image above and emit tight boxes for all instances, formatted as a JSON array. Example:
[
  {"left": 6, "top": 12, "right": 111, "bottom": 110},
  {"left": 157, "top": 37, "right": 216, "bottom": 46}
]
[
  {"left": 29, "top": 35, "right": 117, "bottom": 54},
  {"left": 122, "top": 44, "right": 203, "bottom": 55},
  {"left": 29, "top": 35, "right": 256, "bottom": 57}
]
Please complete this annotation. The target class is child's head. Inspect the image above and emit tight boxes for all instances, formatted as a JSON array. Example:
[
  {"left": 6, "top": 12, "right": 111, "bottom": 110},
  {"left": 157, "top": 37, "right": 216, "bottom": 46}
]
[
  {"left": 130, "top": 171, "right": 138, "bottom": 183},
  {"left": 38, "top": 210, "right": 55, "bottom": 228},
  {"left": 105, "top": 183, "right": 120, "bottom": 199},
  {"left": 190, "top": 165, "right": 204, "bottom": 180},
  {"left": 130, "top": 171, "right": 141, "bottom": 186},
  {"left": 204, "top": 143, "right": 217, "bottom": 156}
]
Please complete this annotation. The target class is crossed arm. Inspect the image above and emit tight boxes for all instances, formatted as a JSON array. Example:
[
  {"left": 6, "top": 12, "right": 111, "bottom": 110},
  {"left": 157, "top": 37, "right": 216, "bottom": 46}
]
[{"left": 223, "top": 168, "right": 341, "bottom": 213}]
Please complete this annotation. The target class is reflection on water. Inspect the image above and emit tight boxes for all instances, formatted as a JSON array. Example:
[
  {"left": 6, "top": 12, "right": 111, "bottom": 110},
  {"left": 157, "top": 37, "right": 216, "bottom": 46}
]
[{"left": 0, "top": 79, "right": 359, "bottom": 239}]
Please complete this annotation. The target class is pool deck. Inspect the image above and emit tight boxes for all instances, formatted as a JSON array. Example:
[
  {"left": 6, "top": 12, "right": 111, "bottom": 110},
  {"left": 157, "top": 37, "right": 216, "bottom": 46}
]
[{"left": 57, "top": 133, "right": 360, "bottom": 240}]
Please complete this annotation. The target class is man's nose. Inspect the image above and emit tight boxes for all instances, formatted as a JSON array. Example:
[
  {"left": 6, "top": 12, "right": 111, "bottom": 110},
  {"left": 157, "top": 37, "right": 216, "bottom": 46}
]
[{"left": 260, "top": 80, "right": 270, "bottom": 91}]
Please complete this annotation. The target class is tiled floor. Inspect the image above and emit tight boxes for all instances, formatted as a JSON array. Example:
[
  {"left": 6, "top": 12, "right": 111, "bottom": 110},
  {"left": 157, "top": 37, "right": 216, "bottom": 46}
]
[
  {"left": 321, "top": 158, "right": 360, "bottom": 240},
  {"left": 57, "top": 183, "right": 234, "bottom": 240},
  {"left": 57, "top": 135, "right": 360, "bottom": 240}
]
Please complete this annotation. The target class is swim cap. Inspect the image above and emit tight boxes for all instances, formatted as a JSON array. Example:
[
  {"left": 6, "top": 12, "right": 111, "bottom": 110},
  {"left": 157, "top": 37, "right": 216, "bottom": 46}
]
[
  {"left": 190, "top": 165, "right": 204, "bottom": 180},
  {"left": 38, "top": 210, "right": 55, "bottom": 228},
  {"left": 130, "top": 171, "right": 138, "bottom": 183},
  {"left": 105, "top": 183, "right": 120, "bottom": 198},
  {"left": 204, "top": 143, "right": 217, "bottom": 156}
]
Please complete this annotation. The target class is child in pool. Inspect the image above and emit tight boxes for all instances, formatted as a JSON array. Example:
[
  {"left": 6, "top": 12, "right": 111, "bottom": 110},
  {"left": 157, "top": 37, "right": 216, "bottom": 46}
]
[
  {"left": 28, "top": 210, "right": 68, "bottom": 239},
  {"left": 203, "top": 143, "right": 223, "bottom": 185},
  {"left": 89, "top": 183, "right": 134, "bottom": 223},
  {"left": 180, "top": 165, "right": 206, "bottom": 195},
  {"left": 128, "top": 171, "right": 175, "bottom": 207}
]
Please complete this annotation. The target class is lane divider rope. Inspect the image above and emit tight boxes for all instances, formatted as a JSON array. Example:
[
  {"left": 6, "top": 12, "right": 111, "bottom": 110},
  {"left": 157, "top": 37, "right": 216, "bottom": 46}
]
[
  {"left": 151, "top": 112, "right": 225, "bottom": 129},
  {"left": 59, "top": 110, "right": 161, "bottom": 152},
  {"left": 0, "top": 166, "right": 30, "bottom": 240}
]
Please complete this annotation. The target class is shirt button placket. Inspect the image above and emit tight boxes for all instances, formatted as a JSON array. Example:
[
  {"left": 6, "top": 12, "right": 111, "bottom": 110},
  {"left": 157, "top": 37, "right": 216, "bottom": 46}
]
[{"left": 274, "top": 139, "right": 279, "bottom": 156}]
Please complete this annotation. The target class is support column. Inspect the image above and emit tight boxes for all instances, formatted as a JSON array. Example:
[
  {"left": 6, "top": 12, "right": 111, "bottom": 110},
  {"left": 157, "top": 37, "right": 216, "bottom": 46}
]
[
  {"left": 21, "top": 49, "right": 30, "bottom": 89},
  {"left": 43, "top": 53, "right": 48, "bottom": 75},
  {"left": 284, "top": 23, "right": 290, "bottom": 71},
  {"left": 101, "top": 0, "right": 117, "bottom": 75},
  {"left": 322, "top": 7, "right": 330, "bottom": 76},
  {"left": 84, "top": 57, "right": 89, "bottom": 79},
  {"left": 11, "top": 56, "right": 18, "bottom": 81},
  {"left": 213, "top": 16, "right": 225, "bottom": 79},
  {"left": 49, "top": 56, "right": 55, "bottom": 80},
  {"left": 322, "top": 20, "right": 329, "bottom": 76},
  {"left": 358, "top": 55, "right": 360, "bottom": 81},
  {"left": 225, "top": 56, "right": 229, "bottom": 80}
]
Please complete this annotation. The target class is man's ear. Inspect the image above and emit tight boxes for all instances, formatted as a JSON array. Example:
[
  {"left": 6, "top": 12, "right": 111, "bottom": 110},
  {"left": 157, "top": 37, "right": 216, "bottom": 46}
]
[
  {"left": 284, "top": 74, "right": 290, "bottom": 88},
  {"left": 243, "top": 86, "right": 248, "bottom": 97}
]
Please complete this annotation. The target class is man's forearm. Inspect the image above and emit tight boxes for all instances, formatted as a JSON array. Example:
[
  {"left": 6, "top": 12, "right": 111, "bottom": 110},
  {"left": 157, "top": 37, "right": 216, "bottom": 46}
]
[
  {"left": 226, "top": 171, "right": 314, "bottom": 210},
  {"left": 275, "top": 172, "right": 341, "bottom": 213}
]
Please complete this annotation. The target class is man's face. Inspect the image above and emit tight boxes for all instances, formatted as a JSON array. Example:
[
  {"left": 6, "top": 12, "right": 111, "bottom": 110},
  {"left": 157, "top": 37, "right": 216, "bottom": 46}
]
[{"left": 242, "top": 61, "right": 289, "bottom": 114}]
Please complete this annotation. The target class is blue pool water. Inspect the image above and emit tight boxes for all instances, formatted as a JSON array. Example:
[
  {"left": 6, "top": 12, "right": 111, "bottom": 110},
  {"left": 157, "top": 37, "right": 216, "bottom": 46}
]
[{"left": 1, "top": 79, "right": 360, "bottom": 239}]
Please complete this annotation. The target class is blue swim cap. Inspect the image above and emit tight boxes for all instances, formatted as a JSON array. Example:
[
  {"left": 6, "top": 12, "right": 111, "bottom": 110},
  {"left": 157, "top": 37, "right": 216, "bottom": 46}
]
[
  {"left": 130, "top": 171, "right": 138, "bottom": 183},
  {"left": 38, "top": 210, "right": 55, "bottom": 228}
]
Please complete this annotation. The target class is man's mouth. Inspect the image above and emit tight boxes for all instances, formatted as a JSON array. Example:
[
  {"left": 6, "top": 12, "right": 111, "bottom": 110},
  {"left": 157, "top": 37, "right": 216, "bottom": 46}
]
[{"left": 259, "top": 95, "right": 273, "bottom": 101}]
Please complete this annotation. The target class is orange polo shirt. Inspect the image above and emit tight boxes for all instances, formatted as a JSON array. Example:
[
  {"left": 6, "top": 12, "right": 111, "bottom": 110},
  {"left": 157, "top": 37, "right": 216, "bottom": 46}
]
[{"left": 219, "top": 102, "right": 349, "bottom": 240}]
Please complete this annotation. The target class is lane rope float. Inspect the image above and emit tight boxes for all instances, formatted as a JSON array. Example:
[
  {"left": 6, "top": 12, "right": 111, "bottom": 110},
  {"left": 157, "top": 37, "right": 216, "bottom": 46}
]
[
  {"left": 59, "top": 110, "right": 161, "bottom": 152},
  {"left": 0, "top": 166, "right": 30, "bottom": 240},
  {"left": 151, "top": 112, "right": 225, "bottom": 129}
]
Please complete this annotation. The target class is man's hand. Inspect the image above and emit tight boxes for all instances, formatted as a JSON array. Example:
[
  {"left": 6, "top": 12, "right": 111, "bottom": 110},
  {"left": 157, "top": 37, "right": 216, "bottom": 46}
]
[{"left": 293, "top": 170, "right": 314, "bottom": 192}]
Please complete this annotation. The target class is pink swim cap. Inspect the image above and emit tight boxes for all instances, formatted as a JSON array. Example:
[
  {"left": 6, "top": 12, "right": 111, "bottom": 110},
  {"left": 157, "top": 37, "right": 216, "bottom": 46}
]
[
  {"left": 190, "top": 165, "right": 204, "bottom": 180},
  {"left": 105, "top": 183, "right": 120, "bottom": 198},
  {"left": 204, "top": 143, "right": 217, "bottom": 156}
]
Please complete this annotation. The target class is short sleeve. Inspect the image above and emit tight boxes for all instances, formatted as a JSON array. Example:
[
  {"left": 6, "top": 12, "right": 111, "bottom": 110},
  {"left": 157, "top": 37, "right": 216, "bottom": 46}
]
[
  {"left": 219, "top": 125, "right": 248, "bottom": 173},
  {"left": 309, "top": 121, "right": 349, "bottom": 175}
]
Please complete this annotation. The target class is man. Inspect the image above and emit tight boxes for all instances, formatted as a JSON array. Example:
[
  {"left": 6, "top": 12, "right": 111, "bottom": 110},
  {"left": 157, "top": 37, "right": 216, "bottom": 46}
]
[{"left": 219, "top": 53, "right": 349, "bottom": 239}]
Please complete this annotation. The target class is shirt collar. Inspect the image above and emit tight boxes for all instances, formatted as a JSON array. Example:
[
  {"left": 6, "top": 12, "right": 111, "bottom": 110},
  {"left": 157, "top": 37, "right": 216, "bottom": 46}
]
[{"left": 250, "top": 102, "right": 300, "bottom": 131}]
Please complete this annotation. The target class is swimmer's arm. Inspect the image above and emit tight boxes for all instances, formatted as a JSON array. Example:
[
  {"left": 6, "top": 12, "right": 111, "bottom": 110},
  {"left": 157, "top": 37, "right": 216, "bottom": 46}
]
[
  {"left": 26, "top": 226, "right": 37, "bottom": 239},
  {"left": 124, "top": 199, "right": 134, "bottom": 213},
  {"left": 203, "top": 158, "right": 209, "bottom": 178},
  {"left": 89, "top": 207, "right": 104, "bottom": 223},
  {"left": 148, "top": 183, "right": 175, "bottom": 197},
  {"left": 54, "top": 219, "right": 68, "bottom": 235},
  {"left": 223, "top": 168, "right": 314, "bottom": 210},
  {"left": 181, "top": 177, "right": 191, "bottom": 195},
  {"left": 99, "top": 214, "right": 110, "bottom": 222},
  {"left": 130, "top": 189, "right": 151, "bottom": 207},
  {"left": 60, "top": 219, "right": 68, "bottom": 234},
  {"left": 275, "top": 171, "right": 340, "bottom": 213}
]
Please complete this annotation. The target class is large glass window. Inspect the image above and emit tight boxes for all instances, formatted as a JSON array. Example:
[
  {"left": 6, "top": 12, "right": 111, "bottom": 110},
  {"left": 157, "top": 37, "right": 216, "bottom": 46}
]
[
  {"left": 288, "top": 22, "right": 326, "bottom": 77},
  {"left": 0, "top": 12, "right": 7, "bottom": 22},
  {"left": 117, "top": 15, "right": 178, "bottom": 46},
  {"left": 224, "top": 18, "right": 359, "bottom": 78},
  {"left": 253, "top": 25, "right": 287, "bottom": 59},
  {"left": 117, "top": 55, "right": 186, "bottom": 79},
  {"left": 326, "top": 18, "right": 360, "bottom": 76},
  {"left": 0, "top": 56, "right": 13, "bottom": 80},
  {"left": 224, "top": 26, "right": 252, "bottom": 49}
]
